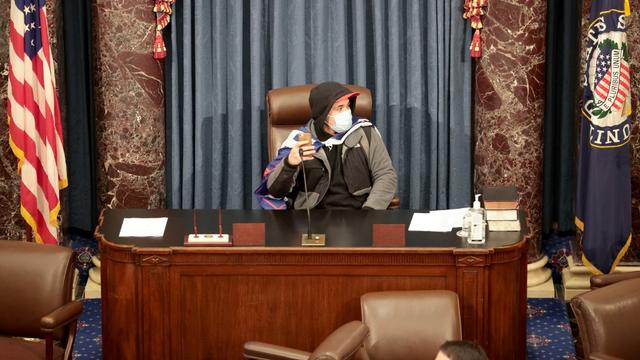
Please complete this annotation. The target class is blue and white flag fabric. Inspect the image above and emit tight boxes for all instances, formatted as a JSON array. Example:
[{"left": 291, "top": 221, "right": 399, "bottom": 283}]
[
  {"left": 255, "top": 118, "right": 372, "bottom": 209},
  {"left": 576, "top": 0, "right": 632, "bottom": 274}
]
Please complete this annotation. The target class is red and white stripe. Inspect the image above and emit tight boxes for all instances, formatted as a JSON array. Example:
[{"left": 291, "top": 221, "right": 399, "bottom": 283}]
[
  {"left": 594, "top": 62, "right": 631, "bottom": 111},
  {"left": 8, "top": 0, "right": 67, "bottom": 244}
]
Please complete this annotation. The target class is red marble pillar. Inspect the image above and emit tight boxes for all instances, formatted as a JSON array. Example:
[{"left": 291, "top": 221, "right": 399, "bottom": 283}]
[
  {"left": 92, "top": 0, "right": 166, "bottom": 209},
  {"left": 473, "top": 0, "right": 546, "bottom": 261}
]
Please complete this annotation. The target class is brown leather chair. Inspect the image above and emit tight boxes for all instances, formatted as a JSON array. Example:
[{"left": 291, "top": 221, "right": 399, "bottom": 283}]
[
  {"left": 243, "top": 321, "right": 369, "bottom": 360},
  {"left": 267, "top": 83, "right": 372, "bottom": 160},
  {"left": 570, "top": 271, "right": 640, "bottom": 360},
  {"left": 266, "top": 83, "right": 399, "bottom": 208},
  {"left": 357, "top": 290, "right": 462, "bottom": 360},
  {"left": 0, "top": 240, "right": 83, "bottom": 360}
]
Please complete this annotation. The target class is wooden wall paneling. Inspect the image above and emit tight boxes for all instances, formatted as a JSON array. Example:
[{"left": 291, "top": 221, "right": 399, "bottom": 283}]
[
  {"left": 169, "top": 260, "right": 458, "bottom": 359},
  {"left": 100, "top": 243, "right": 139, "bottom": 360},
  {"left": 454, "top": 251, "right": 488, "bottom": 345},
  {"left": 137, "top": 248, "right": 172, "bottom": 360},
  {"left": 487, "top": 244, "right": 528, "bottom": 358}
]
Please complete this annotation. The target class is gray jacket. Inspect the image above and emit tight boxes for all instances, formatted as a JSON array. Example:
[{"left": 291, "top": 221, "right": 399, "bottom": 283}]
[{"left": 267, "top": 121, "right": 397, "bottom": 209}]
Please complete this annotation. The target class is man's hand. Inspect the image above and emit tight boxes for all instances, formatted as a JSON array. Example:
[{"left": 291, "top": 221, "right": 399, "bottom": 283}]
[{"left": 287, "top": 141, "right": 315, "bottom": 166}]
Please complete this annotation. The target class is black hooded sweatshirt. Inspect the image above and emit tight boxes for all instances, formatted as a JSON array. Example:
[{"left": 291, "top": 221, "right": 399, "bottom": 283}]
[{"left": 306, "top": 82, "right": 366, "bottom": 209}]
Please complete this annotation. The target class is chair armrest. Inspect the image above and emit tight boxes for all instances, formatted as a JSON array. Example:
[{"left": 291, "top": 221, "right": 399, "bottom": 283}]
[
  {"left": 243, "top": 341, "right": 310, "bottom": 360},
  {"left": 40, "top": 300, "right": 84, "bottom": 332},
  {"left": 590, "top": 271, "right": 640, "bottom": 289},
  {"left": 387, "top": 195, "right": 400, "bottom": 209},
  {"left": 310, "top": 321, "right": 369, "bottom": 360},
  {"left": 589, "top": 353, "right": 623, "bottom": 360}
]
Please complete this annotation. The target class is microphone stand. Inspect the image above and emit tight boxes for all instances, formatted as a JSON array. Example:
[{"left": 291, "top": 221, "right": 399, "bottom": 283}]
[
  {"left": 218, "top": 207, "right": 223, "bottom": 238},
  {"left": 192, "top": 209, "right": 199, "bottom": 238},
  {"left": 300, "top": 159, "right": 313, "bottom": 240},
  {"left": 299, "top": 147, "right": 325, "bottom": 246}
]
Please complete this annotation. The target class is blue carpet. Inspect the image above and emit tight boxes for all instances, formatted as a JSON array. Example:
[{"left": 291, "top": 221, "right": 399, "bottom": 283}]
[
  {"left": 73, "top": 299, "right": 102, "bottom": 360},
  {"left": 72, "top": 298, "right": 576, "bottom": 359},
  {"left": 527, "top": 298, "right": 577, "bottom": 359}
]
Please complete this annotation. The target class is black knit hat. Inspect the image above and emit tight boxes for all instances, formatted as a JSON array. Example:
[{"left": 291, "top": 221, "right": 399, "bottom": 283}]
[{"left": 309, "top": 82, "right": 359, "bottom": 139}]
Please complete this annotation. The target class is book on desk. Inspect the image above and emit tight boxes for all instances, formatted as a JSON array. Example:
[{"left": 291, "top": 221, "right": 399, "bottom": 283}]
[{"left": 482, "top": 185, "right": 521, "bottom": 232}]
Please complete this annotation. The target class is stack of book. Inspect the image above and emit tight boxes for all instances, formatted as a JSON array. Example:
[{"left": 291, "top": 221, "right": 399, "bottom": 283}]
[{"left": 482, "top": 186, "right": 520, "bottom": 231}]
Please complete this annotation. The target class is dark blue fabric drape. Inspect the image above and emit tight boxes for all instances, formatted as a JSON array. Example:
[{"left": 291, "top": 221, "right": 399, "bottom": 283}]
[
  {"left": 542, "top": 0, "right": 581, "bottom": 234},
  {"left": 62, "top": 0, "right": 97, "bottom": 233},
  {"left": 166, "top": 0, "right": 472, "bottom": 210}
]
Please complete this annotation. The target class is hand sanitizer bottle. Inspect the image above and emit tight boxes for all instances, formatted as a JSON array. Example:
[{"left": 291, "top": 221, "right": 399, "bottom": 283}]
[
  {"left": 468, "top": 194, "right": 486, "bottom": 244},
  {"left": 457, "top": 209, "right": 472, "bottom": 238}
]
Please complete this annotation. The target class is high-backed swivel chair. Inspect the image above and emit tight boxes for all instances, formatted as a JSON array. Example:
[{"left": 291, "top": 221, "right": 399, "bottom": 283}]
[
  {"left": 266, "top": 83, "right": 399, "bottom": 208},
  {"left": 0, "top": 240, "right": 83, "bottom": 360},
  {"left": 267, "top": 83, "right": 372, "bottom": 160},
  {"left": 571, "top": 272, "right": 640, "bottom": 360},
  {"left": 357, "top": 290, "right": 462, "bottom": 360}
]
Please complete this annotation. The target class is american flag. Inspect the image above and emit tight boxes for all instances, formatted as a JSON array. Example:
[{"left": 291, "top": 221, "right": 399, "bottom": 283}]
[
  {"left": 593, "top": 49, "right": 630, "bottom": 111},
  {"left": 7, "top": 0, "right": 67, "bottom": 244}
]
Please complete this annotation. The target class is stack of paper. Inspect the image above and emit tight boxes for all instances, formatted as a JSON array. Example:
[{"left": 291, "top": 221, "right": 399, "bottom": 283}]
[
  {"left": 408, "top": 208, "right": 469, "bottom": 232},
  {"left": 119, "top": 217, "right": 168, "bottom": 237}
]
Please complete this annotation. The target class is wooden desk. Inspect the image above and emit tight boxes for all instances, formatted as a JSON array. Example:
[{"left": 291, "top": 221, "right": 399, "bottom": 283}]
[{"left": 97, "top": 209, "right": 527, "bottom": 360}]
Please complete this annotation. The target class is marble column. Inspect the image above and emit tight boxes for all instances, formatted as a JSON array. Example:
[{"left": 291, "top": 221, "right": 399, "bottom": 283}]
[
  {"left": 0, "top": 0, "right": 63, "bottom": 240},
  {"left": 473, "top": 0, "right": 547, "bottom": 261},
  {"left": 92, "top": 0, "right": 166, "bottom": 209}
]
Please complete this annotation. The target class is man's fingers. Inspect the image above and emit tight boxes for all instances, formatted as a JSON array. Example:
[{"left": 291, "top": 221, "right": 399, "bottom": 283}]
[{"left": 292, "top": 143, "right": 315, "bottom": 164}]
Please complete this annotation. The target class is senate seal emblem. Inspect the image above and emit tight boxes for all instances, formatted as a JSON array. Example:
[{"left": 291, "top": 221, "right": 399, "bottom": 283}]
[{"left": 583, "top": 13, "right": 632, "bottom": 147}]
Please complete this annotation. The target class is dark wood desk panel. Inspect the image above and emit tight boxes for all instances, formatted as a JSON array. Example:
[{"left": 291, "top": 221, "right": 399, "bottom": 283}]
[{"left": 97, "top": 209, "right": 527, "bottom": 360}]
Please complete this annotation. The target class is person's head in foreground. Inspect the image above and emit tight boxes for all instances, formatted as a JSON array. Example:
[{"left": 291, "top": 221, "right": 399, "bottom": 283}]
[{"left": 434, "top": 340, "right": 488, "bottom": 360}]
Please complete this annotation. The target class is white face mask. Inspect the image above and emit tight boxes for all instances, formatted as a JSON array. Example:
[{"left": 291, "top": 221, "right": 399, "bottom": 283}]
[{"left": 329, "top": 110, "right": 352, "bottom": 133}]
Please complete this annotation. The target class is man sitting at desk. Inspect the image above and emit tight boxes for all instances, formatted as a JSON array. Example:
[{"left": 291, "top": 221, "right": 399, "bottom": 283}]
[{"left": 256, "top": 81, "right": 397, "bottom": 210}]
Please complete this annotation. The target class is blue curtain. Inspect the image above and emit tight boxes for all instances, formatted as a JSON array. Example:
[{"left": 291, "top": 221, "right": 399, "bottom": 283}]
[{"left": 166, "top": 0, "right": 472, "bottom": 210}]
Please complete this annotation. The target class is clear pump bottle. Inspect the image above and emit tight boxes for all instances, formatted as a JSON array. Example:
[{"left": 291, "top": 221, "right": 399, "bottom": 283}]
[
  {"left": 468, "top": 194, "right": 486, "bottom": 244},
  {"left": 458, "top": 210, "right": 472, "bottom": 238}
]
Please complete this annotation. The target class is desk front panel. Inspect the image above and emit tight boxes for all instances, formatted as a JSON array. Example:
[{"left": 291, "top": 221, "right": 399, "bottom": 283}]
[{"left": 171, "top": 262, "right": 454, "bottom": 359}]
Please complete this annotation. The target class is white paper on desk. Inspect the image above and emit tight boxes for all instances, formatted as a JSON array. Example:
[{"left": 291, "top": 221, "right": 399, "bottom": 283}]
[
  {"left": 408, "top": 208, "right": 469, "bottom": 232},
  {"left": 119, "top": 217, "right": 168, "bottom": 237}
]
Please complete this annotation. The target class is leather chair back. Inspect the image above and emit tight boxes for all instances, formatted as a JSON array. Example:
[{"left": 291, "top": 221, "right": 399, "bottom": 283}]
[
  {"left": 244, "top": 321, "right": 369, "bottom": 360},
  {"left": 359, "top": 290, "right": 462, "bottom": 360},
  {"left": 0, "top": 240, "right": 74, "bottom": 340},
  {"left": 571, "top": 277, "right": 640, "bottom": 359},
  {"left": 266, "top": 83, "right": 372, "bottom": 159}
]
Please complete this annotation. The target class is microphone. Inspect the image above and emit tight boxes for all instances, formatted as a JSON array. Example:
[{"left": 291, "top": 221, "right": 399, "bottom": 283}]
[
  {"left": 193, "top": 209, "right": 199, "bottom": 238},
  {"left": 184, "top": 208, "right": 230, "bottom": 245},
  {"left": 298, "top": 133, "right": 325, "bottom": 246},
  {"left": 218, "top": 207, "right": 223, "bottom": 238}
]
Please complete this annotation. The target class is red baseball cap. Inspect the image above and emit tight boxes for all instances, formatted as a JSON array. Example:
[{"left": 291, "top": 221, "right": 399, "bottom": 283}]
[{"left": 336, "top": 92, "right": 360, "bottom": 103}]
